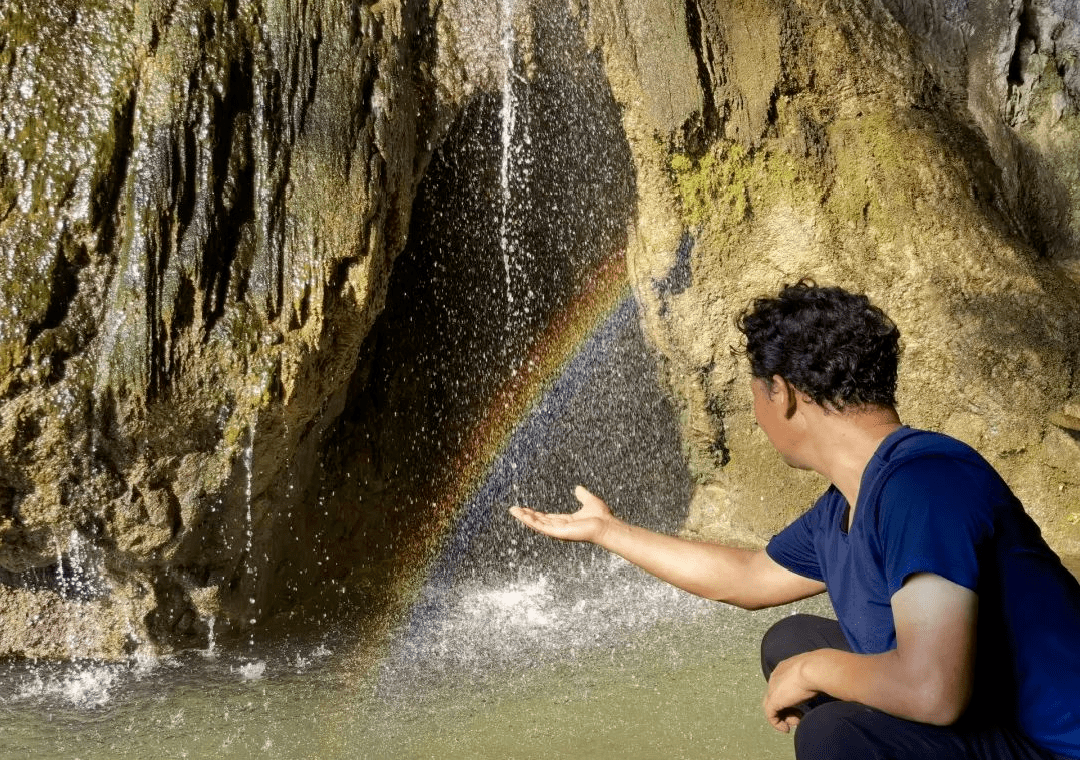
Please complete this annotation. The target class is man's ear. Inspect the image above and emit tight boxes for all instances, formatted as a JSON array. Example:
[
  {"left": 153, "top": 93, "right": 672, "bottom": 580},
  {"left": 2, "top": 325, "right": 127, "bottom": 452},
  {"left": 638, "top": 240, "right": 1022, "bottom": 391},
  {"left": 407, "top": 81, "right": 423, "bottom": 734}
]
[{"left": 771, "top": 375, "right": 799, "bottom": 419}]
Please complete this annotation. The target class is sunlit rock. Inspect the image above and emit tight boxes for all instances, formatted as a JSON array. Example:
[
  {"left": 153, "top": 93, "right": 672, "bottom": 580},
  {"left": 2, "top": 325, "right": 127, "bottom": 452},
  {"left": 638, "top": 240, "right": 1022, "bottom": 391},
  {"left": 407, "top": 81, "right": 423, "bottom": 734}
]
[{"left": 580, "top": 0, "right": 1080, "bottom": 552}]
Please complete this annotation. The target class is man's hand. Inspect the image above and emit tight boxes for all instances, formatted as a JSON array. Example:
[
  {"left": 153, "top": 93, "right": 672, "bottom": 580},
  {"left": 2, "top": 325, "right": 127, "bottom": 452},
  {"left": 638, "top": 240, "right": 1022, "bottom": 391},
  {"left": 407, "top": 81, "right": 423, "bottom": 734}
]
[
  {"left": 509, "top": 486, "right": 614, "bottom": 544},
  {"left": 513, "top": 487, "right": 825, "bottom": 607},
  {"left": 759, "top": 574, "right": 977, "bottom": 731},
  {"left": 763, "top": 652, "right": 820, "bottom": 733}
]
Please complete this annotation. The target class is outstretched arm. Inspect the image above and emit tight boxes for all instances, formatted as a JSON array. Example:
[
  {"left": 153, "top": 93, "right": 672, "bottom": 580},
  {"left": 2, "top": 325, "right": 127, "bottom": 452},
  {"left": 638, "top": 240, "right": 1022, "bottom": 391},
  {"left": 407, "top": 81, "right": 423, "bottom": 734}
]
[
  {"left": 509, "top": 486, "right": 825, "bottom": 610},
  {"left": 763, "top": 572, "right": 977, "bottom": 732}
]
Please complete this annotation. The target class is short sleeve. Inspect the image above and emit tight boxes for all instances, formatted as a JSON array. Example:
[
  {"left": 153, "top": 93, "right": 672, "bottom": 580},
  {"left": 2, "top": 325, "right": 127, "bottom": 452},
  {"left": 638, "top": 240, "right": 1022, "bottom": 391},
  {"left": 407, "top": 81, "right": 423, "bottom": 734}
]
[
  {"left": 876, "top": 456, "right": 994, "bottom": 598},
  {"left": 766, "top": 495, "right": 829, "bottom": 582}
]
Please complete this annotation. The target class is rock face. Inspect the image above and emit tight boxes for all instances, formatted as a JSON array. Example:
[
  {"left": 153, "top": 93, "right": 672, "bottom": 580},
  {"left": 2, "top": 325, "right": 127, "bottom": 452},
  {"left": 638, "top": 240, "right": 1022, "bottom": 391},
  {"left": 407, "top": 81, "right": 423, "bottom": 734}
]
[
  {"left": 1, "top": 0, "right": 1079, "bottom": 658},
  {"left": 0, "top": 0, "right": 634, "bottom": 659},
  {"left": 581, "top": 0, "right": 1080, "bottom": 551},
  {"left": 0, "top": 0, "right": 457, "bottom": 657}
]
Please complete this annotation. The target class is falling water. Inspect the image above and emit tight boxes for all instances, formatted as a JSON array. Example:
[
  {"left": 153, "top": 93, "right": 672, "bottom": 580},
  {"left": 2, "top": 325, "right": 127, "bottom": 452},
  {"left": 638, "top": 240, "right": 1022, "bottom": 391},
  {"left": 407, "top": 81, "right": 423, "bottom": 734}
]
[
  {"left": 498, "top": 0, "right": 519, "bottom": 334},
  {"left": 499, "top": 0, "right": 524, "bottom": 507},
  {"left": 52, "top": 533, "right": 75, "bottom": 660},
  {"left": 241, "top": 421, "right": 264, "bottom": 669},
  {"left": 202, "top": 616, "right": 217, "bottom": 660},
  {"left": 243, "top": 422, "right": 256, "bottom": 618}
]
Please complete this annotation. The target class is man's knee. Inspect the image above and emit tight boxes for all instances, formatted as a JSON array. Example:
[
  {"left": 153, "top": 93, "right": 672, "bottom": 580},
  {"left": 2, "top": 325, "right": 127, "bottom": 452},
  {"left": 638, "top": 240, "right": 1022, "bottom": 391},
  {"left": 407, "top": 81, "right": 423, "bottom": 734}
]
[
  {"left": 761, "top": 614, "right": 831, "bottom": 679},
  {"left": 794, "top": 701, "right": 971, "bottom": 760},
  {"left": 795, "top": 702, "right": 884, "bottom": 760}
]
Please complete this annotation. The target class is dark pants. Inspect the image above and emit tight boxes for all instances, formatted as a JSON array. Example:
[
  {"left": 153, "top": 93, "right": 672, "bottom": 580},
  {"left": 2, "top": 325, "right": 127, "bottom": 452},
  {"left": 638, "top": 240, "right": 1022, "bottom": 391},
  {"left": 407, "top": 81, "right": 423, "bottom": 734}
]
[{"left": 760, "top": 614, "right": 1070, "bottom": 760}]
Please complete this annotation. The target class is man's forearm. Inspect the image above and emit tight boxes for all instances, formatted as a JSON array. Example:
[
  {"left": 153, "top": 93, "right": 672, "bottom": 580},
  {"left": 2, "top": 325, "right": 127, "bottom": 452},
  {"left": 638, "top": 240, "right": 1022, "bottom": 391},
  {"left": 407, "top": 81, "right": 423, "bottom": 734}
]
[
  {"left": 765, "top": 572, "right": 978, "bottom": 731},
  {"left": 595, "top": 518, "right": 754, "bottom": 602},
  {"left": 786, "top": 646, "right": 970, "bottom": 726},
  {"left": 594, "top": 518, "right": 822, "bottom": 609},
  {"left": 509, "top": 488, "right": 826, "bottom": 610}
]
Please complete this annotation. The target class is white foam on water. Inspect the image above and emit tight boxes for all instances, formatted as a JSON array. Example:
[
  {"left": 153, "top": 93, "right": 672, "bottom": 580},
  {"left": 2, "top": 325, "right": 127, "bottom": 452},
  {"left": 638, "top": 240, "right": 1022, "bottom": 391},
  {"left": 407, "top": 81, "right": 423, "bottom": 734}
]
[
  {"left": 468, "top": 576, "right": 554, "bottom": 628},
  {"left": 14, "top": 662, "right": 124, "bottom": 709},
  {"left": 236, "top": 660, "right": 266, "bottom": 680},
  {"left": 7, "top": 643, "right": 172, "bottom": 710},
  {"left": 290, "top": 643, "right": 333, "bottom": 672},
  {"left": 381, "top": 556, "right": 717, "bottom": 693}
]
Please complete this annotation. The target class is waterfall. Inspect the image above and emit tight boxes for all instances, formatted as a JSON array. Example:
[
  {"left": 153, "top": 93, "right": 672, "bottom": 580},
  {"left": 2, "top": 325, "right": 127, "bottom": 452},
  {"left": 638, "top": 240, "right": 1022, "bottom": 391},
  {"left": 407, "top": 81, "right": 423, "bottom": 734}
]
[{"left": 499, "top": 0, "right": 520, "bottom": 338}]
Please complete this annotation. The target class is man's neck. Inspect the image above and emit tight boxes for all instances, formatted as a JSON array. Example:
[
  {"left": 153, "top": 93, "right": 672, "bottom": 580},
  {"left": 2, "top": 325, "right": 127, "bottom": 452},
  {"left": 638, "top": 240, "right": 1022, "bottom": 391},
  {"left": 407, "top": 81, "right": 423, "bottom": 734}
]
[{"left": 802, "top": 404, "right": 903, "bottom": 514}]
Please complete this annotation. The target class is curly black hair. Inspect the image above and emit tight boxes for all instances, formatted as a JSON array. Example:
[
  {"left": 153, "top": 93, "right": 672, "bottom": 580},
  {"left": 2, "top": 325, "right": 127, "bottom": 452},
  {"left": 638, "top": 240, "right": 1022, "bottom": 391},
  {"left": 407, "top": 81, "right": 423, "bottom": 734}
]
[{"left": 735, "top": 280, "right": 900, "bottom": 409}]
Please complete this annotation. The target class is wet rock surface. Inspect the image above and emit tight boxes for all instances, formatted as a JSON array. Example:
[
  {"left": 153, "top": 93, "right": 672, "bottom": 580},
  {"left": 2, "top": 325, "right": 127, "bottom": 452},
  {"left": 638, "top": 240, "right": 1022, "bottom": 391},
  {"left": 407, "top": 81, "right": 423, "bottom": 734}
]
[
  {"left": 0, "top": 0, "right": 451, "bottom": 656},
  {"left": 1, "top": 0, "right": 1079, "bottom": 659}
]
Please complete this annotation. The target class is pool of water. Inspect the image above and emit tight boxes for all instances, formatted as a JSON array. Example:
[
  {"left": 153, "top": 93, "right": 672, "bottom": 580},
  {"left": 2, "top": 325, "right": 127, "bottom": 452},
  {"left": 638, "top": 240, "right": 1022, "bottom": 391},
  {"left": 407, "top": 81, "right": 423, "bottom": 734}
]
[{"left": 0, "top": 565, "right": 829, "bottom": 760}]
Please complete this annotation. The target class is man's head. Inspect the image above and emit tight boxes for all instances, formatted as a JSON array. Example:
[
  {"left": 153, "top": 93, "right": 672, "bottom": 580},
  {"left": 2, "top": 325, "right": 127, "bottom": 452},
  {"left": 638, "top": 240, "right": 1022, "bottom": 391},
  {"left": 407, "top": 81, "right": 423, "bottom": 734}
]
[{"left": 736, "top": 280, "right": 900, "bottom": 410}]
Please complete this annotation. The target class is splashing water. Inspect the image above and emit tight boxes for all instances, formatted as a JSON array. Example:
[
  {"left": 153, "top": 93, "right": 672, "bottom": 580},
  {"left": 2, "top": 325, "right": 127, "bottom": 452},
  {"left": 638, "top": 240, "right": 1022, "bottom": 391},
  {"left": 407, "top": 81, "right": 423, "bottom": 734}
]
[
  {"left": 235, "top": 660, "right": 266, "bottom": 681},
  {"left": 499, "top": 0, "right": 518, "bottom": 331},
  {"left": 9, "top": 651, "right": 161, "bottom": 711},
  {"left": 202, "top": 617, "right": 217, "bottom": 660},
  {"left": 15, "top": 663, "right": 123, "bottom": 709},
  {"left": 379, "top": 556, "right": 719, "bottom": 692}
]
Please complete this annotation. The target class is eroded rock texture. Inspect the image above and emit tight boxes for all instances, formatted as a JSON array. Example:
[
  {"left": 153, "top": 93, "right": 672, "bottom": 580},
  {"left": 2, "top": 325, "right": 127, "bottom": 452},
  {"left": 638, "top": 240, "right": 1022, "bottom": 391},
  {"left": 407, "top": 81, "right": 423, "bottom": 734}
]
[
  {"left": 0, "top": 0, "right": 454, "bottom": 657},
  {"left": 1, "top": 0, "right": 1078, "bottom": 659},
  {"left": 581, "top": 0, "right": 1080, "bottom": 551},
  {"left": 0, "top": 0, "right": 638, "bottom": 660}
]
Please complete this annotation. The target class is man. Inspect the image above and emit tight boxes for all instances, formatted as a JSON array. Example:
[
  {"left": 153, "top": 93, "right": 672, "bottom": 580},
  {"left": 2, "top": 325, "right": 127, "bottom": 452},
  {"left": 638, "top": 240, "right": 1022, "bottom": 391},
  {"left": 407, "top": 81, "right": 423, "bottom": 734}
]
[{"left": 509, "top": 280, "right": 1080, "bottom": 759}]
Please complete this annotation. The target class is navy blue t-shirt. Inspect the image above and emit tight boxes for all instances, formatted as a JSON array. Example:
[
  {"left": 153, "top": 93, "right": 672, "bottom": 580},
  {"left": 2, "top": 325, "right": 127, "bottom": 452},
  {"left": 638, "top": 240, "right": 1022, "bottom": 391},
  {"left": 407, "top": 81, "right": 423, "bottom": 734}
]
[{"left": 767, "top": 427, "right": 1080, "bottom": 758}]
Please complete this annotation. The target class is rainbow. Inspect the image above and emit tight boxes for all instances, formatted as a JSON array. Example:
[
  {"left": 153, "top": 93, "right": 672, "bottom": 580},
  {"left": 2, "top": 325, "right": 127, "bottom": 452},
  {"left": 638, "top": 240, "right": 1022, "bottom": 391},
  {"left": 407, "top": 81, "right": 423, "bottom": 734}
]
[{"left": 393, "top": 248, "right": 634, "bottom": 588}]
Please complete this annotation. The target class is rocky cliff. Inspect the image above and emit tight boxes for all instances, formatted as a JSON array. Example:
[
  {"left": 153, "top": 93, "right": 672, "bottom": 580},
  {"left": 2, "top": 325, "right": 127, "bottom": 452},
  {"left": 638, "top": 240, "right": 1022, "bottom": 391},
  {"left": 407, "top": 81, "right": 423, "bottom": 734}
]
[
  {"left": 0, "top": 0, "right": 460, "bottom": 657},
  {"left": 1, "top": 0, "right": 1078, "bottom": 659},
  {"left": 582, "top": 0, "right": 1080, "bottom": 550}
]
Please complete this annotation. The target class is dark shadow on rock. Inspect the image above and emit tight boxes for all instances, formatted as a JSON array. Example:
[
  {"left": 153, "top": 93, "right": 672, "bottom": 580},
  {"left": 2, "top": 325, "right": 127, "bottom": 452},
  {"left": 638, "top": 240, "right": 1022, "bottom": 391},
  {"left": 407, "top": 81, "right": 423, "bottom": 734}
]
[
  {"left": 287, "top": 5, "right": 677, "bottom": 638},
  {"left": 947, "top": 284, "right": 1080, "bottom": 417}
]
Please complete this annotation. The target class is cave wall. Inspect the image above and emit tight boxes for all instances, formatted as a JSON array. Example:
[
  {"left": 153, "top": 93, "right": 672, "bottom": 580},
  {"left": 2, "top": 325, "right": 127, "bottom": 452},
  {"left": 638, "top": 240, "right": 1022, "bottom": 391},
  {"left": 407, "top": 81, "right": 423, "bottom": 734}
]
[
  {"left": 578, "top": 0, "right": 1080, "bottom": 552},
  {"left": 2, "top": 0, "right": 1079, "bottom": 659}
]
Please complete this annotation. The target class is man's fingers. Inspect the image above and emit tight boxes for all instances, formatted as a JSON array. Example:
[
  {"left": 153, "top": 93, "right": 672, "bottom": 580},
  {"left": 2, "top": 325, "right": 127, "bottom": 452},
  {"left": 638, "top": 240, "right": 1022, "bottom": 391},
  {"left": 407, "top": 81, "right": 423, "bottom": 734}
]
[
  {"left": 574, "top": 486, "right": 613, "bottom": 517},
  {"left": 509, "top": 506, "right": 568, "bottom": 536},
  {"left": 763, "top": 695, "right": 784, "bottom": 733},
  {"left": 574, "top": 485, "right": 601, "bottom": 506},
  {"left": 509, "top": 495, "right": 606, "bottom": 543},
  {"left": 764, "top": 705, "right": 793, "bottom": 734},
  {"left": 769, "top": 717, "right": 797, "bottom": 734},
  {"left": 509, "top": 506, "right": 545, "bottom": 528},
  {"left": 763, "top": 689, "right": 803, "bottom": 734}
]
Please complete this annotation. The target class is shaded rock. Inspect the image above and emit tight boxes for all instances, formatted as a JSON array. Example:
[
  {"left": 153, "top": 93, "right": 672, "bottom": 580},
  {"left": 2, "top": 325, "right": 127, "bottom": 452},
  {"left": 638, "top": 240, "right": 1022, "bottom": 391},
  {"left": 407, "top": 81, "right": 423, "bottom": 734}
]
[{"left": 0, "top": 0, "right": 453, "bottom": 656}]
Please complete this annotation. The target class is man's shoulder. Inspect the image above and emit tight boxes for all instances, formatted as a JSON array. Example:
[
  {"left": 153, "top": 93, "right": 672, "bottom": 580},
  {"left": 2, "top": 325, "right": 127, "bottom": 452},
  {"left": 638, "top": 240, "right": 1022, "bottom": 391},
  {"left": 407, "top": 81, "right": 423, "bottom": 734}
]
[
  {"left": 873, "top": 428, "right": 992, "bottom": 482},
  {"left": 865, "top": 428, "right": 1009, "bottom": 511},
  {"left": 877, "top": 427, "right": 982, "bottom": 463}
]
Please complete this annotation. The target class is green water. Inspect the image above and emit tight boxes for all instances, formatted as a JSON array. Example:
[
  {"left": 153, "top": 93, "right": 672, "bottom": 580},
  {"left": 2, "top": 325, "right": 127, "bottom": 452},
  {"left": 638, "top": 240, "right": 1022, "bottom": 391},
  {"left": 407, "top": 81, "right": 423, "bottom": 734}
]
[
  {"left": 387, "top": 610, "right": 803, "bottom": 760},
  {"left": 0, "top": 593, "right": 830, "bottom": 760}
]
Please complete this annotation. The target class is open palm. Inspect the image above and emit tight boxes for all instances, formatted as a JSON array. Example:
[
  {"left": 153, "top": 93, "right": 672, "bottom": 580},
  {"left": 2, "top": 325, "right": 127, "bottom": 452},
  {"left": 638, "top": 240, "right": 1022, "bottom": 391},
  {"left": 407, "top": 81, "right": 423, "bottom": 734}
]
[{"left": 509, "top": 485, "right": 613, "bottom": 544}]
